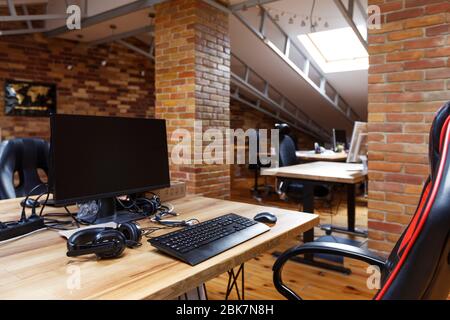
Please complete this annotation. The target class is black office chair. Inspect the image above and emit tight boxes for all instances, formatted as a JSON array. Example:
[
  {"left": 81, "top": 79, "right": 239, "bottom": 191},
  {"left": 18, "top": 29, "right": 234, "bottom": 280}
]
[
  {"left": 248, "top": 129, "right": 272, "bottom": 201},
  {"left": 0, "top": 138, "right": 50, "bottom": 200},
  {"left": 276, "top": 124, "right": 328, "bottom": 202},
  {"left": 273, "top": 102, "right": 450, "bottom": 300}
]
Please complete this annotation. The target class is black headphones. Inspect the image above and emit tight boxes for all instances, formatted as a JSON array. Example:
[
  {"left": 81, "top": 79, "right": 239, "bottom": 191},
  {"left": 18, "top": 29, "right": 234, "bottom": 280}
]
[
  {"left": 66, "top": 222, "right": 142, "bottom": 259},
  {"left": 135, "top": 195, "right": 161, "bottom": 216}
]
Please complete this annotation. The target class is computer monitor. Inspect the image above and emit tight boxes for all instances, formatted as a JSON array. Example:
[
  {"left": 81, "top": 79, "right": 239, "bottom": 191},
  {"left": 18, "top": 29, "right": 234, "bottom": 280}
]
[
  {"left": 49, "top": 114, "right": 170, "bottom": 223},
  {"left": 347, "top": 122, "right": 368, "bottom": 163},
  {"left": 332, "top": 129, "right": 347, "bottom": 152}
]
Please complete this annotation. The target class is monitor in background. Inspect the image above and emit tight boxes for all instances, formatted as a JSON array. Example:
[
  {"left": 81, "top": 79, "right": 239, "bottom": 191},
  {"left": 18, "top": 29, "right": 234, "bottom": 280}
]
[
  {"left": 49, "top": 114, "right": 170, "bottom": 223},
  {"left": 332, "top": 129, "right": 347, "bottom": 152},
  {"left": 347, "top": 122, "right": 368, "bottom": 163}
]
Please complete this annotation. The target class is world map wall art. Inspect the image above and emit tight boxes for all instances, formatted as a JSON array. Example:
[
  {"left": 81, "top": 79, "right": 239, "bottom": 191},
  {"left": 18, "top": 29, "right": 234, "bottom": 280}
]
[{"left": 4, "top": 80, "right": 57, "bottom": 116}]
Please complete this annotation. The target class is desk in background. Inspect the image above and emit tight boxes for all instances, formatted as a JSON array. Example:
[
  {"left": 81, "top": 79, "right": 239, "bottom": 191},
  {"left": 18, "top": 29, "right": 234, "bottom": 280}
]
[
  {"left": 262, "top": 161, "right": 367, "bottom": 237},
  {"left": 0, "top": 196, "right": 318, "bottom": 299},
  {"left": 296, "top": 150, "right": 348, "bottom": 162}
]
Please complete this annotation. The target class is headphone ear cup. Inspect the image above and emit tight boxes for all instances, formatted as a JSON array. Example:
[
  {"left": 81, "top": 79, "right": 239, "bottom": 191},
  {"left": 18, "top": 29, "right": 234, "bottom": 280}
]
[
  {"left": 94, "top": 229, "right": 126, "bottom": 259},
  {"left": 67, "top": 228, "right": 108, "bottom": 255},
  {"left": 139, "top": 196, "right": 160, "bottom": 216},
  {"left": 118, "top": 222, "right": 142, "bottom": 248}
]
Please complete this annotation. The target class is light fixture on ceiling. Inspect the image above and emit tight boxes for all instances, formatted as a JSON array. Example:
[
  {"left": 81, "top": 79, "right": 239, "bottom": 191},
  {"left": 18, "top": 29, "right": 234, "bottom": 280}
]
[{"left": 264, "top": 2, "right": 330, "bottom": 32}]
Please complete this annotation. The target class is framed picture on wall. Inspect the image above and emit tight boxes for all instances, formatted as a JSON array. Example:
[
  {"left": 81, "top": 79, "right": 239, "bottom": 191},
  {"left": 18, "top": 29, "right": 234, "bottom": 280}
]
[{"left": 4, "top": 79, "right": 57, "bottom": 117}]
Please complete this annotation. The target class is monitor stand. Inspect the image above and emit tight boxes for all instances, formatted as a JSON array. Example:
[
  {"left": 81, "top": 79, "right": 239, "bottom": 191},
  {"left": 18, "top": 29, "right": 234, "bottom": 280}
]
[{"left": 92, "top": 197, "right": 146, "bottom": 225}]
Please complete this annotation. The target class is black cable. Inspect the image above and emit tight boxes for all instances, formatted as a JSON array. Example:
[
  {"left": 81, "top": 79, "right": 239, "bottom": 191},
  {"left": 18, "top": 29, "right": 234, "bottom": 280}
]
[
  {"left": 116, "top": 196, "right": 136, "bottom": 210},
  {"left": 310, "top": 0, "right": 317, "bottom": 32},
  {"left": 19, "top": 183, "right": 47, "bottom": 221}
]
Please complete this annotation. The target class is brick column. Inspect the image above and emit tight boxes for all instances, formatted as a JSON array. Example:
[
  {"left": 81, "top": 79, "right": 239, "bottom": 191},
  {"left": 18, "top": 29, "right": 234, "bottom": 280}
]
[
  {"left": 367, "top": 0, "right": 449, "bottom": 255},
  {"left": 154, "top": 0, "right": 231, "bottom": 198}
]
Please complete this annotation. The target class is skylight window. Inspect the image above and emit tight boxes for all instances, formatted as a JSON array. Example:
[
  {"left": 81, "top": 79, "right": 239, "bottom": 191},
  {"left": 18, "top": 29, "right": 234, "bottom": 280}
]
[{"left": 298, "top": 27, "right": 368, "bottom": 73}]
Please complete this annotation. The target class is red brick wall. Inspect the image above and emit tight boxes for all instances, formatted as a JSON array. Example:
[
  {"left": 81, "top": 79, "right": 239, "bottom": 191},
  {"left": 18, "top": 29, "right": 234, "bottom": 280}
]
[
  {"left": 367, "top": 0, "right": 449, "bottom": 255},
  {"left": 0, "top": 34, "right": 155, "bottom": 140},
  {"left": 155, "top": 0, "right": 231, "bottom": 199}
]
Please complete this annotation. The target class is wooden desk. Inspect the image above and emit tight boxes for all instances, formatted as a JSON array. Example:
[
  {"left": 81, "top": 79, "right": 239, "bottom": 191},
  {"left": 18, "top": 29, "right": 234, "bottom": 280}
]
[
  {"left": 262, "top": 162, "right": 367, "bottom": 237},
  {"left": 0, "top": 196, "right": 318, "bottom": 300},
  {"left": 296, "top": 150, "right": 348, "bottom": 162}
]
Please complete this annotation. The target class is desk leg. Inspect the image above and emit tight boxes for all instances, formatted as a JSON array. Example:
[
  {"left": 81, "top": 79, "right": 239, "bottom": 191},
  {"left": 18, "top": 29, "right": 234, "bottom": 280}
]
[
  {"left": 321, "top": 183, "right": 368, "bottom": 237},
  {"left": 347, "top": 184, "right": 356, "bottom": 232},
  {"left": 302, "top": 183, "right": 315, "bottom": 260},
  {"left": 225, "top": 263, "right": 245, "bottom": 300},
  {"left": 273, "top": 181, "right": 351, "bottom": 274}
]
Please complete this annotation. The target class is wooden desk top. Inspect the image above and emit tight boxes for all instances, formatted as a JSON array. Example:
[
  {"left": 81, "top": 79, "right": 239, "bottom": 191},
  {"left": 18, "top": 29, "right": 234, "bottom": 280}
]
[
  {"left": 261, "top": 161, "right": 367, "bottom": 184},
  {"left": 0, "top": 196, "right": 318, "bottom": 300},
  {"left": 296, "top": 150, "right": 348, "bottom": 162}
]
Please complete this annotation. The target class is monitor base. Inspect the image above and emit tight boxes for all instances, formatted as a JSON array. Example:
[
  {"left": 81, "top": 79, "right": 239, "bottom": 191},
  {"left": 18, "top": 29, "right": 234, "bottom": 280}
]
[{"left": 94, "top": 211, "right": 146, "bottom": 224}]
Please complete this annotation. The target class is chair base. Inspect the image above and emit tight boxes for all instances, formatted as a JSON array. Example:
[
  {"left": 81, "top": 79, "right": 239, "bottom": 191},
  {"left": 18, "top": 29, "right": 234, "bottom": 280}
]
[{"left": 321, "top": 224, "right": 368, "bottom": 238}]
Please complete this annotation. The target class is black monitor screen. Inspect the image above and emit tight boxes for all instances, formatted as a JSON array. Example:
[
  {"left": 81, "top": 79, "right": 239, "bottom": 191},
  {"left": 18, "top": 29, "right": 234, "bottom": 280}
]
[
  {"left": 333, "top": 129, "right": 347, "bottom": 149},
  {"left": 50, "top": 114, "right": 170, "bottom": 205}
]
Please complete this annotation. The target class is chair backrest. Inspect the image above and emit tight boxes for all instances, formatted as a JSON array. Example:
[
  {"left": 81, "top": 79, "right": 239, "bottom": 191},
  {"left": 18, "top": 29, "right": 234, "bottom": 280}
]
[
  {"left": 375, "top": 102, "right": 450, "bottom": 300},
  {"left": 278, "top": 124, "right": 298, "bottom": 167},
  {"left": 0, "top": 138, "right": 50, "bottom": 200},
  {"left": 247, "top": 129, "right": 271, "bottom": 169}
]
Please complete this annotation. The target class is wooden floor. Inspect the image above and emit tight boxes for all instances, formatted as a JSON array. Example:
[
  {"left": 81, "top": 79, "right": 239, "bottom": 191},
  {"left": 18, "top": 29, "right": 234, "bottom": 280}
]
[{"left": 206, "top": 177, "right": 376, "bottom": 300}]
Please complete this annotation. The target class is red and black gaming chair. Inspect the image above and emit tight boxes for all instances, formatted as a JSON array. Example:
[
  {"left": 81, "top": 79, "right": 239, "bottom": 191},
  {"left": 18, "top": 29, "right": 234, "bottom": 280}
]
[{"left": 273, "top": 101, "right": 450, "bottom": 300}]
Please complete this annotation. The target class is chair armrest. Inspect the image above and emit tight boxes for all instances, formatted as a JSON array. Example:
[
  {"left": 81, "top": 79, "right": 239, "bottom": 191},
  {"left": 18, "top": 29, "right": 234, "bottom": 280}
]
[{"left": 272, "top": 242, "right": 386, "bottom": 300}]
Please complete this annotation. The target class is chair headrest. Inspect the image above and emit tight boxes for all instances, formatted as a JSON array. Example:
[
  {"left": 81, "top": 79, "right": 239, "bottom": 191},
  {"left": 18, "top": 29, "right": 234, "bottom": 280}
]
[
  {"left": 275, "top": 123, "right": 290, "bottom": 136},
  {"left": 429, "top": 101, "right": 450, "bottom": 179}
]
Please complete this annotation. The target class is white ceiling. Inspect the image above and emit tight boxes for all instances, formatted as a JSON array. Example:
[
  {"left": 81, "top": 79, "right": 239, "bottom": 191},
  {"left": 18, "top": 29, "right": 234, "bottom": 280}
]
[
  {"left": 230, "top": 13, "right": 354, "bottom": 134},
  {"left": 231, "top": 0, "right": 368, "bottom": 120}
]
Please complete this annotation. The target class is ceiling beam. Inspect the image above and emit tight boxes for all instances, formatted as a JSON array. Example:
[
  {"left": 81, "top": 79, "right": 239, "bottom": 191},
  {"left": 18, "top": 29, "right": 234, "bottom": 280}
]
[
  {"left": 45, "top": 0, "right": 164, "bottom": 38},
  {"left": 0, "top": 13, "right": 65, "bottom": 21},
  {"left": 230, "top": 0, "right": 280, "bottom": 12},
  {"left": 6, "top": 0, "right": 17, "bottom": 16},
  {"left": 116, "top": 39, "right": 154, "bottom": 60},
  {"left": 21, "top": 4, "right": 33, "bottom": 29},
  {"left": 0, "top": 27, "right": 45, "bottom": 35},
  {"left": 0, "top": 0, "right": 48, "bottom": 5},
  {"left": 89, "top": 25, "right": 154, "bottom": 46},
  {"left": 333, "top": 0, "right": 368, "bottom": 51}
]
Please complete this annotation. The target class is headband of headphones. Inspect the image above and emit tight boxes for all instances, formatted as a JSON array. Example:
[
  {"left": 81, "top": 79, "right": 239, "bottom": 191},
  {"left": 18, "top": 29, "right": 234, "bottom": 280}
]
[{"left": 66, "top": 222, "right": 142, "bottom": 259}]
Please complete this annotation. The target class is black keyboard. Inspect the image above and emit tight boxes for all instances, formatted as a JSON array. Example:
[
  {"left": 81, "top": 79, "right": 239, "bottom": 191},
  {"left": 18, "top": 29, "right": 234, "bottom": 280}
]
[{"left": 149, "top": 213, "right": 270, "bottom": 265}]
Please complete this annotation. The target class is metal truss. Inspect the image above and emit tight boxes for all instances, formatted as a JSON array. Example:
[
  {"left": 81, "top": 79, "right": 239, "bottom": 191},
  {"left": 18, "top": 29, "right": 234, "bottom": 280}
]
[
  {"left": 230, "top": 0, "right": 280, "bottom": 12},
  {"left": 89, "top": 25, "right": 154, "bottom": 46},
  {"left": 116, "top": 38, "right": 154, "bottom": 60},
  {"left": 0, "top": 0, "right": 66, "bottom": 36},
  {"left": 333, "top": 0, "right": 368, "bottom": 51},
  {"left": 46, "top": 0, "right": 164, "bottom": 38},
  {"left": 0, "top": 0, "right": 162, "bottom": 37},
  {"left": 231, "top": 54, "right": 329, "bottom": 140}
]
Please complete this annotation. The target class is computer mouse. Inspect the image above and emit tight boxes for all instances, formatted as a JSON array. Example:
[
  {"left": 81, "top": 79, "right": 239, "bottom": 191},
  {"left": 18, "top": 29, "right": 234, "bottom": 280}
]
[
  {"left": 254, "top": 212, "right": 277, "bottom": 224},
  {"left": 20, "top": 198, "right": 40, "bottom": 208}
]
